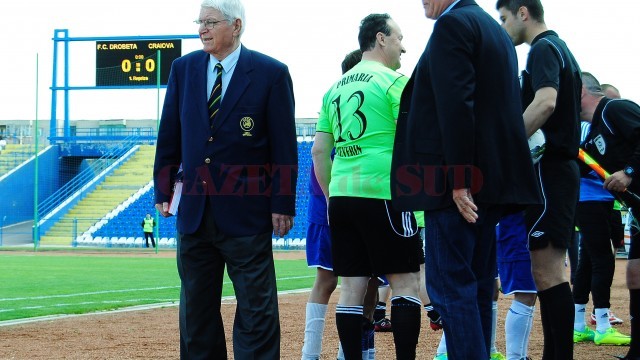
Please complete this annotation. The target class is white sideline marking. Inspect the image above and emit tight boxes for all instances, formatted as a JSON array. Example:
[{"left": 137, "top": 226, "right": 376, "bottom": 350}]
[
  {"left": 0, "top": 276, "right": 316, "bottom": 327},
  {"left": 0, "top": 286, "right": 180, "bottom": 302},
  {"left": 0, "top": 275, "right": 314, "bottom": 302}
]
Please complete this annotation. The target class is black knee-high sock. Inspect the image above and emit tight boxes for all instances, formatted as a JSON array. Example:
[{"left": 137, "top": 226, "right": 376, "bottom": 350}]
[
  {"left": 538, "top": 290, "right": 554, "bottom": 360},
  {"left": 373, "top": 301, "right": 387, "bottom": 322},
  {"left": 538, "top": 282, "right": 574, "bottom": 360},
  {"left": 627, "top": 289, "right": 640, "bottom": 357},
  {"left": 336, "top": 305, "right": 363, "bottom": 360},
  {"left": 390, "top": 296, "right": 421, "bottom": 360}
]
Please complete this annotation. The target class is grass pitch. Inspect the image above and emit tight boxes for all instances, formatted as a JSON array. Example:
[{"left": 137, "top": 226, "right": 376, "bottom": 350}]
[{"left": 0, "top": 251, "right": 315, "bottom": 322}]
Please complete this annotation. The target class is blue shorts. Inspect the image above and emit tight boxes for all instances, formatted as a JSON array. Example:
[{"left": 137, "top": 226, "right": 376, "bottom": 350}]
[
  {"left": 305, "top": 222, "right": 333, "bottom": 271},
  {"left": 496, "top": 212, "right": 536, "bottom": 295}
]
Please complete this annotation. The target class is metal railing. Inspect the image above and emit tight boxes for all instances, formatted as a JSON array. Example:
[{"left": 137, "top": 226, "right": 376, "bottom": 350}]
[
  {"left": 49, "top": 127, "right": 157, "bottom": 143},
  {"left": 38, "top": 136, "right": 140, "bottom": 219}
]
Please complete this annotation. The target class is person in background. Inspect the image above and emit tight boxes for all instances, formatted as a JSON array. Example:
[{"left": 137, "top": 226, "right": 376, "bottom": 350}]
[
  {"left": 391, "top": 1, "right": 540, "bottom": 359},
  {"left": 313, "top": 13, "right": 423, "bottom": 359},
  {"left": 580, "top": 71, "right": 638, "bottom": 357},
  {"left": 495, "top": 212, "right": 537, "bottom": 360},
  {"left": 497, "top": 1, "right": 583, "bottom": 357},
  {"left": 141, "top": 213, "right": 156, "bottom": 248},
  {"left": 600, "top": 83, "right": 628, "bottom": 319},
  {"left": 373, "top": 277, "right": 393, "bottom": 332},
  {"left": 573, "top": 84, "right": 630, "bottom": 345},
  {"left": 152, "top": 0, "right": 297, "bottom": 358}
]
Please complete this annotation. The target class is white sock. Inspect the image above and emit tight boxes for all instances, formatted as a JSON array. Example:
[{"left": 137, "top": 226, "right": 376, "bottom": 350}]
[
  {"left": 368, "top": 348, "right": 375, "bottom": 359},
  {"left": 505, "top": 300, "right": 535, "bottom": 360},
  {"left": 436, "top": 332, "right": 447, "bottom": 355},
  {"left": 491, "top": 301, "right": 498, "bottom": 354},
  {"left": 301, "top": 302, "right": 328, "bottom": 360},
  {"left": 336, "top": 342, "right": 345, "bottom": 360},
  {"left": 574, "top": 304, "right": 587, "bottom": 331},
  {"left": 595, "top": 308, "right": 611, "bottom": 333}
]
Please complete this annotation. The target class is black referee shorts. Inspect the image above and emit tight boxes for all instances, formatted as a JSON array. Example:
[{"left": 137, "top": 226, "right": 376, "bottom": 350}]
[{"left": 525, "top": 159, "right": 579, "bottom": 251}]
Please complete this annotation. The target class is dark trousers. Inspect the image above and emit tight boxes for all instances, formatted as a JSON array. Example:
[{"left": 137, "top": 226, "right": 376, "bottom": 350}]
[
  {"left": 144, "top": 232, "right": 155, "bottom": 248},
  {"left": 573, "top": 201, "right": 615, "bottom": 308},
  {"left": 177, "top": 197, "right": 280, "bottom": 360},
  {"left": 424, "top": 205, "right": 502, "bottom": 360}
]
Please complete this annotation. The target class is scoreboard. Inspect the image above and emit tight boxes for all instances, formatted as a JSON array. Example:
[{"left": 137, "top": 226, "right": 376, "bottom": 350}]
[{"left": 96, "top": 40, "right": 182, "bottom": 86}]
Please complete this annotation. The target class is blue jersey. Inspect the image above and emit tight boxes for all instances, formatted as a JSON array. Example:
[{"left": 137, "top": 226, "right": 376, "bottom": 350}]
[{"left": 580, "top": 121, "right": 614, "bottom": 202}]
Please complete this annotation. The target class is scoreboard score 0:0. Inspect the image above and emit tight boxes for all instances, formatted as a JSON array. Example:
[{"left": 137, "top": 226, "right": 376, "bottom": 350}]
[{"left": 96, "top": 40, "right": 182, "bottom": 86}]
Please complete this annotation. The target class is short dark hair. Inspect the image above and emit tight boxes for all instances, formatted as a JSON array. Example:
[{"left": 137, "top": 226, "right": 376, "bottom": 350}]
[
  {"left": 601, "top": 83, "right": 620, "bottom": 94},
  {"left": 496, "top": 0, "right": 545, "bottom": 23},
  {"left": 358, "top": 13, "right": 392, "bottom": 52},
  {"left": 581, "top": 72, "right": 603, "bottom": 96},
  {"left": 341, "top": 49, "right": 363, "bottom": 74}
]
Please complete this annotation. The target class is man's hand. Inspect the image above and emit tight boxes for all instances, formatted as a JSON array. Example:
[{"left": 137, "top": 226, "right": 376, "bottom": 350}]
[
  {"left": 452, "top": 188, "right": 478, "bottom": 223},
  {"left": 155, "top": 202, "right": 172, "bottom": 217},
  {"left": 604, "top": 170, "right": 632, "bottom": 193},
  {"left": 272, "top": 213, "right": 294, "bottom": 237}
]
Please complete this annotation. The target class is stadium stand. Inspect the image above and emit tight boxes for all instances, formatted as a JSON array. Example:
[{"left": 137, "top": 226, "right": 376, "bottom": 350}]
[
  {"left": 69, "top": 141, "right": 311, "bottom": 248},
  {"left": 2, "top": 140, "right": 312, "bottom": 248},
  {"left": 0, "top": 144, "right": 36, "bottom": 176},
  {"left": 40, "top": 145, "right": 156, "bottom": 245}
]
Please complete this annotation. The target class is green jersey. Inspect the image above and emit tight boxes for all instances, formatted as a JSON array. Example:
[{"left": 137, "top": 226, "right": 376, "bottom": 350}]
[
  {"left": 415, "top": 211, "right": 425, "bottom": 228},
  {"left": 316, "top": 60, "right": 407, "bottom": 199}
]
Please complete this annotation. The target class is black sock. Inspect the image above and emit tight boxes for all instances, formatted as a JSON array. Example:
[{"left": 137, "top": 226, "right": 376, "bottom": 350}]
[
  {"left": 336, "top": 305, "right": 363, "bottom": 360},
  {"left": 390, "top": 296, "right": 421, "bottom": 360},
  {"left": 538, "top": 282, "right": 574, "bottom": 360},
  {"left": 373, "top": 301, "right": 386, "bottom": 322},
  {"left": 538, "top": 291, "right": 554, "bottom": 360},
  {"left": 424, "top": 303, "right": 442, "bottom": 322},
  {"left": 627, "top": 289, "right": 640, "bottom": 357}
]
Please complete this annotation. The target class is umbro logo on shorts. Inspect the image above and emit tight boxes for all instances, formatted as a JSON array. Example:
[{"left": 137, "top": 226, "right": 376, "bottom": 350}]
[{"left": 531, "top": 231, "right": 545, "bottom": 237}]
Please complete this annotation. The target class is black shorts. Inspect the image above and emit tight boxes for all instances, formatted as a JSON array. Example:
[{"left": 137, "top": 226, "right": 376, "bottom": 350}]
[
  {"left": 525, "top": 160, "right": 579, "bottom": 250},
  {"left": 328, "top": 196, "right": 421, "bottom": 277},
  {"left": 610, "top": 207, "right": 624, "bottom": 248}
]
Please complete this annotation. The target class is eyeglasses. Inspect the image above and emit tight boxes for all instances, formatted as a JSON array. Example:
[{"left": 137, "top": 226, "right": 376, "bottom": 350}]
[{"left": 194, "top": 19, "right": 227, "bottom": 30}]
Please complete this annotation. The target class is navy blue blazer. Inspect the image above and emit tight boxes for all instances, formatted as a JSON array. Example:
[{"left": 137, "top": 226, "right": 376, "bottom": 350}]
[
  {"left": 391, "top": 0, "right": 541, "bottom": 212},
  {"left": 153, "top": 45, "right": 297, "bottom": 236}
]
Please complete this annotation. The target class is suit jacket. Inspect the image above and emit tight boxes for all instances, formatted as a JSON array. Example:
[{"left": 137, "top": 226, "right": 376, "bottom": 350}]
[
  {"left": 153, "top": 45, "right": 297, "bottom": 236},
  {"left": 391, "top": 0, "right": 540, "bottom": 212}
]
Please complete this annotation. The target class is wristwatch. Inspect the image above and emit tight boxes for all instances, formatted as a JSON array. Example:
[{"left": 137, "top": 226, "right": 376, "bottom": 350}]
[{"left": 624, "top": 166, "right": 635, "bottom": 178}]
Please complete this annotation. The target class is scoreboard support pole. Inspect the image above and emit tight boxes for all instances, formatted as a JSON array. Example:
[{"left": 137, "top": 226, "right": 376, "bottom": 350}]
[{"left": 49, "top": 29, "right": 198, "bottom": 143}]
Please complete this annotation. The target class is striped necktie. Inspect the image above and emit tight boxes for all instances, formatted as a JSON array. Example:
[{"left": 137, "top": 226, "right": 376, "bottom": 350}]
[{"left": 208, "top": 62, "right": 223, "bottom": 123}]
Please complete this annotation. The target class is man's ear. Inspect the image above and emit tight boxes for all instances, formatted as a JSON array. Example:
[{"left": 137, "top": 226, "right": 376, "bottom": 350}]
[
  {"left": 376, "top": 32, "right": 386, "bottom": 47},
  {"left": 233, "top": 18, "right": 243, "bottom": 36},
  {"left": 518, "top": 6, "right": 529, "bottom": 21}
]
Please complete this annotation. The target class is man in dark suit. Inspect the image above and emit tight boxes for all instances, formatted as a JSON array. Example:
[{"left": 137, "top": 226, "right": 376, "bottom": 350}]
[
  {"left": 390, "top": 1, "right": 540, "bottom": 359},
  {"left": 153, "top": 0, "right": 297, "bottom": 358}
]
